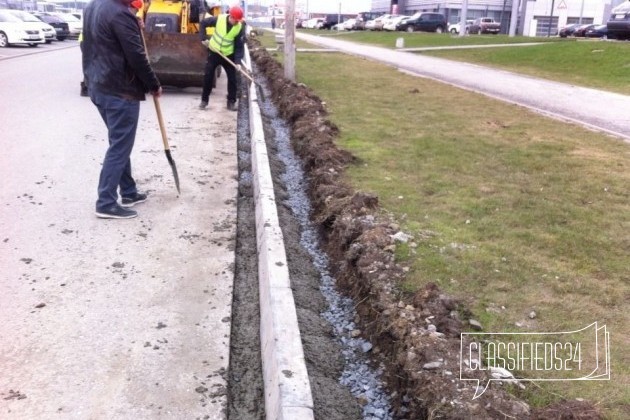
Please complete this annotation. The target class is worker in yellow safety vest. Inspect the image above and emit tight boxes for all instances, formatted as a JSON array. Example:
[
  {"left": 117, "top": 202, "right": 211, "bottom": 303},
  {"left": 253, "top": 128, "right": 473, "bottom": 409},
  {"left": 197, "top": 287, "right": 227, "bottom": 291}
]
[{"left": 198, "top": 5, "right": 246, "bottom": 111}]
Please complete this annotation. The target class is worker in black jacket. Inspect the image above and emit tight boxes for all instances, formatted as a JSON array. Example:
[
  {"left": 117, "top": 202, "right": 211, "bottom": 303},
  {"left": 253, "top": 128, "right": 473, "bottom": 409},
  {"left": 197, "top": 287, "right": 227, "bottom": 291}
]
[
  {"left": 82, "top": 0, "right": 162, "bottom": 219},
  {"left": 198, "top": 6, "right": 245, "bottom": 111}
]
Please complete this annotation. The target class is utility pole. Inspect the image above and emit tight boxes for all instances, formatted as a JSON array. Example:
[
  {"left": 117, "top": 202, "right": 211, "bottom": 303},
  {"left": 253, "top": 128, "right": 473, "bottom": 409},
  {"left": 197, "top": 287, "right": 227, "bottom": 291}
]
[
  {"left": 459, "top": 0, "right": 468, "bottom": 37},
  {"left": 337, "top": 2, "right": 341, "bottom": 31},
  {"left": 284, "top": 0, "right": 296, "bottom": 81},
  {"left": 509, "top": 0, "right": 518, "bottom": 36},
  {"left": 547, "top": 0, "right": 556, "bottom": 37}
]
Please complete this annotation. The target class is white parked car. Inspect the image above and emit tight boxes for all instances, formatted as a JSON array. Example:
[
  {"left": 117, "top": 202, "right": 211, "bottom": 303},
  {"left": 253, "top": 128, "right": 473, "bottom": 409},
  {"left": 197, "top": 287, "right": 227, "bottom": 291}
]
[
  {"left": 383, "top": 15, "right": 410, "bottom": 31},
  {"left": 370, "top": 14, "right": 393, "bottom": 31},
  {"left": 7, "top": 9, "right": 56, "bottom": 43},
  {"left": 343, "top": 18, "right": 356, "bottom": 30},
  {"left": 0, "top": 10, "right": 45, "bottom": 47},
  {"left": 365, "top": 18, "right": 377, "bottom": 30},
  {"left": 304, "top": 17, "right": 324, "bottom": 29},
  {"left": 53, "top": 12, "right": 82, "bottom": 38},
  {"left": 448, "top": 19, "right": 474, "bottom": 34}
]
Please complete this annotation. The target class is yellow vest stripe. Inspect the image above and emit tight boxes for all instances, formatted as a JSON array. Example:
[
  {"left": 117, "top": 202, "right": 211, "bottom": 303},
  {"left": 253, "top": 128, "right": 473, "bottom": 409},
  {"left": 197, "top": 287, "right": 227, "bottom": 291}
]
[{"left": 209, "top": 14, "right": 242, "bottom": 56}]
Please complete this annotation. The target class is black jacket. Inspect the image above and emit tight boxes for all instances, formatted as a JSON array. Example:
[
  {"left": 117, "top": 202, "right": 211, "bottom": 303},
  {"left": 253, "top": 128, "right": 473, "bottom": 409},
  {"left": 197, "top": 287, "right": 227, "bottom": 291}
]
[
  {"left": 82, "top": 0, "right": 160, "bottom": 100},
  {"left": 199, "top": 15, "right": 245, "bottom": 65}
]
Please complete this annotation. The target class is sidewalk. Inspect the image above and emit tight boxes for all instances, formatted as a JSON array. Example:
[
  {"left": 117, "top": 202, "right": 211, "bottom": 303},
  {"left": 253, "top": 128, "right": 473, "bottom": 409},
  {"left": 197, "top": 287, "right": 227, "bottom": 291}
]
[
  {"left": 0, "top": 50, "right": 237, "bottom": 419},
  {"left": 294, "top": 32, "right": 630, "bottom": 142}
]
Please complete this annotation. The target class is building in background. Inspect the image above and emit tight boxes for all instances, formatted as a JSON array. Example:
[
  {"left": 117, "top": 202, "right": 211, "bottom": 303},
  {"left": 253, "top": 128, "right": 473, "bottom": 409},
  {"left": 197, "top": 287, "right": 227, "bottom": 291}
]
[{"left": 369, "top": 0, "right": 625, "bottom": 36}]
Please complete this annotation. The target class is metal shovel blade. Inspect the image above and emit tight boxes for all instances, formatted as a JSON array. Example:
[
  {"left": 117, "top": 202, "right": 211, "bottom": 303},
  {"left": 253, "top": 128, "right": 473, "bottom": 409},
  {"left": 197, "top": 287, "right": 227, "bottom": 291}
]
[{"left": 153, "top": 96, "right": 180, "bottom": 194}]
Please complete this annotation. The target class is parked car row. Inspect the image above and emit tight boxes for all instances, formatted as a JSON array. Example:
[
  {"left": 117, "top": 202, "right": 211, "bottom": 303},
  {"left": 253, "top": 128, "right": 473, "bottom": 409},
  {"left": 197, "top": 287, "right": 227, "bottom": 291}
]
[
  {"left": 0, "top": 9, "right": 45, "bottom": 47},
  {"left": 305, "top": 11, "right": 449, "bottom": 34},
  {"left": 301, "top": 12, "right": 518, "bottom": 36},
  {"left": 0, "top": 8, "right": 79, "bottom": 46},
  {"left": 559, "top": 23, "right": 609, "bottom": 39}
]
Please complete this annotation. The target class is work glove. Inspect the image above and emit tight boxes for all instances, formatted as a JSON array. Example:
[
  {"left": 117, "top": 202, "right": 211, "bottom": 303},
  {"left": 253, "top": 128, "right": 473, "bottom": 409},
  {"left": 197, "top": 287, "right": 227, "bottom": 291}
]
[{"left": 201, "top": 40, "right": 209, "bottom": 48}]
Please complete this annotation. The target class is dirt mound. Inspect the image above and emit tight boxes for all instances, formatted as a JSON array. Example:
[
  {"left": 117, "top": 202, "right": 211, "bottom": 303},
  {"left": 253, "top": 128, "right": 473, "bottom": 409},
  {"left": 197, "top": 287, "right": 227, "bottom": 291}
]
[{"left": 247, "top": 38, "right": 601, "bottom": 420}]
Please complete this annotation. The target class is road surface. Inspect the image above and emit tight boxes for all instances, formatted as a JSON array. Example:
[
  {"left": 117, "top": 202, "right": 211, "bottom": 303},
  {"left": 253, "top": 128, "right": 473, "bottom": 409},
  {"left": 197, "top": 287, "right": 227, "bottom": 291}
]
[{"left": 0, "top": 44, "right": 236, "bottom": 419}]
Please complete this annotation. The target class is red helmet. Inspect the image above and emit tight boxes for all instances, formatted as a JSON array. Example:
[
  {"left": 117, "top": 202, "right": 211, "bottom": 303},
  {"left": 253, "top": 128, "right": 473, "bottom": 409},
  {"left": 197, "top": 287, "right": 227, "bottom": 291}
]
[
  {"left": 130, "top": 0, "right": 143, "bottom": 9},
  {"left": 229, "top": 6, "right": 243, "bottom": 22}
]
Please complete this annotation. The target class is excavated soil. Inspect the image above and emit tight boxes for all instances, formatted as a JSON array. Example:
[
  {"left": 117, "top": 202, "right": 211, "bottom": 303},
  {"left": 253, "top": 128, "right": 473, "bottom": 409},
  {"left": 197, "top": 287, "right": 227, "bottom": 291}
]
[{"left": 245, "top": 37, "right": 602, "bottom": 420}]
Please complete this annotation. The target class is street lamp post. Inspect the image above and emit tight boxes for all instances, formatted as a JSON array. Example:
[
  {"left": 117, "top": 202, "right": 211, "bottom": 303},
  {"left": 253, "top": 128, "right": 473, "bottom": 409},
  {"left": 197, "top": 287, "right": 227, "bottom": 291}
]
[
  {"left": 337, "top": 2, "right": 340, "bottom": 31},
  {"left": 284, "top": 0, "right": 295, "bottom": 81},
  {"left": 547, "top": 0, "right": 556, "bottom": 37}
]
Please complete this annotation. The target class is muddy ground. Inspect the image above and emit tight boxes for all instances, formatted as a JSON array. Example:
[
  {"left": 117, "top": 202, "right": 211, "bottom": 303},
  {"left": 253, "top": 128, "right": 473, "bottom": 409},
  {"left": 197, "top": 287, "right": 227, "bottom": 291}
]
[
  {"left": 228, "top": 60, "right": 361, "bottom": 419},
  {"left": 229, "top": 37, "right": 603, "bottom": 419}
]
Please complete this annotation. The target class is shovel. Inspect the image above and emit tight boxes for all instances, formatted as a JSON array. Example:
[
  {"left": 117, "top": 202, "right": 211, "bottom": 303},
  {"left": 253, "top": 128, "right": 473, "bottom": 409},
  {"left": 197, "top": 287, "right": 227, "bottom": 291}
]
[
  {"left": 153, "top": 96, "right": 181, "bottom": 194},
  {"left": 208, "top": 45, "right": 265, "bottom": 100},
  {"left": 141, "top": 29, "right": 181, "bottom": 195},
  {"left": 209, "top": 46, "right": 255, "bottom": 83}
]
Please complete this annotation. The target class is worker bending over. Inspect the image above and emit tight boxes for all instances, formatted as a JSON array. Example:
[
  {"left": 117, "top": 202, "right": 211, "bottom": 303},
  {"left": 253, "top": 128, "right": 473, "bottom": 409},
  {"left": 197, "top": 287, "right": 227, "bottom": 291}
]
[{"left": 199, "top": 5, "right": 246, "bottom": 111}]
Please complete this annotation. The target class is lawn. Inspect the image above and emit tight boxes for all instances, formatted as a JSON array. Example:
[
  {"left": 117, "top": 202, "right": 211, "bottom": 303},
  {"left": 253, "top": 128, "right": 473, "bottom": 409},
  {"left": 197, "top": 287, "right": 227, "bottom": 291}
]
[
  {"left": 422, "top": 39, "right": 630, "bottom": 95},
  {"left": 254, "top": 30, "right": 629, "bottom": 418},
  {"left": 266, "top": 29, "right": 630, "bottom": 95}
]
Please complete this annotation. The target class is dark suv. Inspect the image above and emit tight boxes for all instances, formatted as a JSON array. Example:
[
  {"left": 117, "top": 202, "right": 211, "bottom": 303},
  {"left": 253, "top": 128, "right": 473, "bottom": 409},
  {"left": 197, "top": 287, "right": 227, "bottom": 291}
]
[
  {"left": 34, "top": 13, "right": 69, "bottom": 41},
  {"left": 396, "top": 12, "right": 447, "bottom": 33},
  {"left": 607, "top": 1, "right": 630, "bottom": 40},
  {"left": 320, "top": 14, "right": 342, "bottom": 30}
]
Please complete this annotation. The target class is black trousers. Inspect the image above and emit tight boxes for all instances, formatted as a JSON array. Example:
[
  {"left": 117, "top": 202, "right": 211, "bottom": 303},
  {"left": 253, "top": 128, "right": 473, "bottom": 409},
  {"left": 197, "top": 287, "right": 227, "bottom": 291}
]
[{"left": 201, "top": 52, "right": 238, "bottom": 103}]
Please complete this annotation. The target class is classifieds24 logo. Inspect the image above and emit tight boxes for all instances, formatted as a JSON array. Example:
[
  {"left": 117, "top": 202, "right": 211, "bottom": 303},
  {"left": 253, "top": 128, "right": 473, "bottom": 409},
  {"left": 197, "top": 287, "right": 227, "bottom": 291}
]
[{"left": 460, "top": 322, "right": 610, "bottom": 399}]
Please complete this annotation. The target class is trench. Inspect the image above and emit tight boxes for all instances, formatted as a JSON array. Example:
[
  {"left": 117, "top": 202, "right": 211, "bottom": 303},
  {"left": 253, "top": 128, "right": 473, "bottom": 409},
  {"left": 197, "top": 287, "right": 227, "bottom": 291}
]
[{"left": 227, "top": 71, "right": 393, "bottom": 419}]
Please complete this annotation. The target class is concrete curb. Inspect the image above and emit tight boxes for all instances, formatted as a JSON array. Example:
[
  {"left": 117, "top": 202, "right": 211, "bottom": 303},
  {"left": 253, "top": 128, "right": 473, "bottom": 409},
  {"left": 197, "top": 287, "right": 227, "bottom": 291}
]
[{"left": 243, "top": 47, "right": 315, "bottom": 420}]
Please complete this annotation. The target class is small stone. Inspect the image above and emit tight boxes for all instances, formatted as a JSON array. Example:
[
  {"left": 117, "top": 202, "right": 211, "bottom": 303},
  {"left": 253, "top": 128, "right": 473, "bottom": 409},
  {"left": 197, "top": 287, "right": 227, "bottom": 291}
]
[
  {"left": 468, "top": 319, "right": 483, "bottom": 330},
  {"left": 383, "top": 244, "right": 396, "bottom": 253},
  {"left": 422, "top": 361, "right": 442, "bottom": 370},
  {"left": 361, "top": 342, "right": 373, "bottom": 353},
  {"left": 351, "top": 329, "right": 361, "bottom": 338},
  {"left": 391, "top": 231, "right": 413, "bottom": 243},
  {"left": 529, "top": 311, "right": 537, "bottom": 319}
]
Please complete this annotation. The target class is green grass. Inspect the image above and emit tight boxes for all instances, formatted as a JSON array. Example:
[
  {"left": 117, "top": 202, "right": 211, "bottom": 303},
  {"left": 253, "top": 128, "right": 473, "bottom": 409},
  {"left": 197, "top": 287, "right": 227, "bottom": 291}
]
[
  {"left": 304, "top": 29, "right": 564, "bottom": 48},
  {"left": 422, "top": 40, "right": 630, "bottom": 95},
  {"left": 255, "top": 28, "right": 630, "bottom": 95},
  {"left": 253, "top": 31, "right": 630, "bottom": 418}
]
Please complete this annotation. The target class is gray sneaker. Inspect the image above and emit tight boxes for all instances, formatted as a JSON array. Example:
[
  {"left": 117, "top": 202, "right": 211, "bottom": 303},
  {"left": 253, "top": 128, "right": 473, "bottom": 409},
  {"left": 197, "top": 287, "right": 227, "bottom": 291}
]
[
  {"left": 95, "top": 204, "right": 138, "bottom": 219},
  {"left": 121, "top": 192, "right": 147, "bottom": 207},
  {"left": 199, "top": 101, "right": 208, "bottom": 109}
]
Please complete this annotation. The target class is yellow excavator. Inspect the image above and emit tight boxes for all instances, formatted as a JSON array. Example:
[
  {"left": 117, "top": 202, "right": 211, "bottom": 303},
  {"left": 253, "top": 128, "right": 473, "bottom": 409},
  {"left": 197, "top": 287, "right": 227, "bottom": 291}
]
[{"left": 139, "top": 0, "right": 222, "bottom": 87}]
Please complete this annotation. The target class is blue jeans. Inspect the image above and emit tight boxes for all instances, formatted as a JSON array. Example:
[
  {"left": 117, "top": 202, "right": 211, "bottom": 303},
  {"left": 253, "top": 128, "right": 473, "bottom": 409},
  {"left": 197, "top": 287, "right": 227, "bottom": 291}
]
[{"left": 90, "top": 88, "right": 140, "bottom": 210}]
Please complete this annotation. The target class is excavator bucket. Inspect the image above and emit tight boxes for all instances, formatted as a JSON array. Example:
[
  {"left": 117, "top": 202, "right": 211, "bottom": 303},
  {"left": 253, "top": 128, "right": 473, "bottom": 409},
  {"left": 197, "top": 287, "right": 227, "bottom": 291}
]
[{"left": 143, "top": 32, "right": 207, "bottom": 88}]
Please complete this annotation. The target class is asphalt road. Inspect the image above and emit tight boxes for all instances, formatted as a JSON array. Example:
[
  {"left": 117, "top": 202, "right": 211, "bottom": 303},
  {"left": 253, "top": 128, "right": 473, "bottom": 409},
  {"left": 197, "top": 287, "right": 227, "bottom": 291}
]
[
  {"left": 0, "top": 45, "right": 236, "bottom": 419},
  {"left": 295, "top": 32, "right": 630, "bottom": 143},
  {"left": 0, "top": 38, "right": 79, "bottom": 60}
]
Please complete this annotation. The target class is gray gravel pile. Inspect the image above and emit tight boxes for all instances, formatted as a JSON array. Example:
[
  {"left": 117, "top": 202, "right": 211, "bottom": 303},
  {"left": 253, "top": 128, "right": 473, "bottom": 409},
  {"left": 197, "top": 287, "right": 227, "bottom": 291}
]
[{"left": 260, "top": 98, "right": 393, "bottom": 420}]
